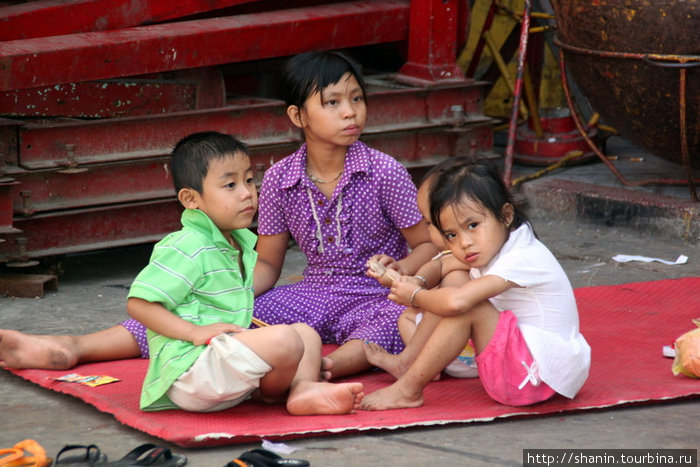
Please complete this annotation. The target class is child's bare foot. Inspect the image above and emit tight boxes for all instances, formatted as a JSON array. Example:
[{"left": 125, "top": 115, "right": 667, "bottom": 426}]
[
  {"left": 363, "top": 341, "right": 410, "bottom": 379},
  {"left": 359, "top": 382, "right": 424, "bottom": 411},
  {"left": 286, "top": 381, "right": 364, "bottom": 415},
  {"left": 0, "top": 330, "right": 78, "bottom": 369},
  {"left": 363, "top": 342, "right": 441, "bottom": 382},
  {"left": 320, "top": 357, "right": 333, "bottom": 381}
]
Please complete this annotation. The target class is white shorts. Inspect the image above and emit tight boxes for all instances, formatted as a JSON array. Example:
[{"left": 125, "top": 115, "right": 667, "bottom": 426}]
[{"left": 167, "top": 333, "right": 272, "bottom": 412}]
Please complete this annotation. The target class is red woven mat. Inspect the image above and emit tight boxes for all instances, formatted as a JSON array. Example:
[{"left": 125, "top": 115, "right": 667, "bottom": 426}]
[{"left": 8, "top": 278, "right": 700, "bottom": 447}]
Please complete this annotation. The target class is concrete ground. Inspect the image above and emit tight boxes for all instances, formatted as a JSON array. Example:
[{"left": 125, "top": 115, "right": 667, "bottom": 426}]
[{"left": 1, "top": 136, "right": 698, "bottom": 466}]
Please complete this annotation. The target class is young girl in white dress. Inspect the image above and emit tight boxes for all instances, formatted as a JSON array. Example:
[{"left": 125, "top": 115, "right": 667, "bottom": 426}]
[{"left": 361, "top": 162, "right": 591, "bottom": 409}]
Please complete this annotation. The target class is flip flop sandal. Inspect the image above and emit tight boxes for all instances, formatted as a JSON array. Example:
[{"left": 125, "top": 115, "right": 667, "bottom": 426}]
[
  {"left": 226, "top": 448, "right": 310, "bottom": 467},
  {"left": 101, "top": 444, "right": 186, "bottom": 466},
  {"left": 0, "top": 446, "right": 23, "bottom": 466},
  {"left": 55, "top": 444, "right": 107, "bottom": 465},
  {"left": 1, "top": 440, "right": 51, "bottom": 467}
]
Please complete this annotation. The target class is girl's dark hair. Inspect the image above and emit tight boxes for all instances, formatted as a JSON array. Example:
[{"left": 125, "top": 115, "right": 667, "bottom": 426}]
[
  {"left": 171, "top": 131, "right": 249, "bottom": 193},
  {"left": 419, "top": 155, "right": 475, "bottom": 188},
  {"left": 429, "top": 162, "right": 530, "bottom": 235},
  {"left": 281, "top": 51, "right": 367, "bottom": 108}
]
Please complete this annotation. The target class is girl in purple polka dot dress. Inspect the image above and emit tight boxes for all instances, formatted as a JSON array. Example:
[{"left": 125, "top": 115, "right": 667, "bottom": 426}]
[
  {"left": 0, "top": 52, "right": 437, "bottom": 378},
  {"left": 253, "top": 52, "right": 438, "bottom": 379}
]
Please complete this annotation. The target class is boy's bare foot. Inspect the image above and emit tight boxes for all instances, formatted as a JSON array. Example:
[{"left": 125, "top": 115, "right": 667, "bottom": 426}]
[
  {"left": 0, "top": 330, "right": 78, "bottom": 369},
  {"left": 359, "top": 382, "right": 424, "bottom": 411},
  {"left": 286, "top": 381, "right": 364, "bottom": 415},
  {"left": 320, "top": 357, "right": 333, "bottom": 381},
  {"left": 363, "top": 341, "right": 409, "bottom": 379}
]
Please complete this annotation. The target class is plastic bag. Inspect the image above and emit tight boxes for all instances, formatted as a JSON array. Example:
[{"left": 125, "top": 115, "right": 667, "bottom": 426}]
[{"left": 671, "top": 318, "right": 700, "bottom": 378}]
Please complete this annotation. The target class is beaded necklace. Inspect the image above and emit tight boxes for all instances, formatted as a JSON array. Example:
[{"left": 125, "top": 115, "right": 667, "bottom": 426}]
[{"left": 307, "top": 170, "right": 344, "bottom": 184}]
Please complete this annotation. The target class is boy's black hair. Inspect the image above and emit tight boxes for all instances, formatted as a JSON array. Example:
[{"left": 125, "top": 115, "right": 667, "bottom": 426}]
[
  {"left": 429, "top": 162, "right": 530, "bottom": 235},
  {"left": 171, "top": 132, "right": 250, "bottom": 193},
  {"left": 281, "top": 51, "right": 367, "bottom": 108}
]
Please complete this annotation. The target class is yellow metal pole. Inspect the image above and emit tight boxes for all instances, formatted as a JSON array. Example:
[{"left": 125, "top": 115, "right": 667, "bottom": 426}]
[
  {"left": 483, "top": 30, "right": 529, "bottom": 119},
  {"left": 523, "top": 63, "right": 544, "bottom": 138}
]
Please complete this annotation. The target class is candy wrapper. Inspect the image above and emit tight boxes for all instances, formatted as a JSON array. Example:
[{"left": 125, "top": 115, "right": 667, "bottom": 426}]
[
  {"left": 53, "top": 373, "right": 120, "bottom": 387},
  {"left": 671, "top": 318, "right": 700, "bottom": 378}
]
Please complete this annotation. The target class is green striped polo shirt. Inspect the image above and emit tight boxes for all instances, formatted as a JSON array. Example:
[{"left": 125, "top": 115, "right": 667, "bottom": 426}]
[{"left": 128, "top": 208, "right": 257, "bottom": 411}]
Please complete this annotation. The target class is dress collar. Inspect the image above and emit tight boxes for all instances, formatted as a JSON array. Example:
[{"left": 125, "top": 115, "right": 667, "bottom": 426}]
[{"left": 279, "top": 140, "right": 372, "bottom": 189}]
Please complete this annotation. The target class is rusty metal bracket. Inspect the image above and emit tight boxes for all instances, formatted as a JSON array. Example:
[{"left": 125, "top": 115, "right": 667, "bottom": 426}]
[
  {"left": 0, "top": 273, "right": 58, "bottom": 298},
  {"left": 57, "top": 144, "right": 88, "bottom": 174}
]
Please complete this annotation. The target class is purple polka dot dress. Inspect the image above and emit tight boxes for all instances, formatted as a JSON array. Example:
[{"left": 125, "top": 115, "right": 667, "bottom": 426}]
[
  {"left": 119, "top": 141, "right": 421, "bottom": 358},
  {"left": 254, "top": 141, "right": 422, "bottom": 354}
]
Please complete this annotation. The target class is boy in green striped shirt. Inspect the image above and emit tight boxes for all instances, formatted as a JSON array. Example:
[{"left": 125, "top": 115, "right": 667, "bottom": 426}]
[{"left": 127, "top": 132, "right": 364, "bottom": 414}]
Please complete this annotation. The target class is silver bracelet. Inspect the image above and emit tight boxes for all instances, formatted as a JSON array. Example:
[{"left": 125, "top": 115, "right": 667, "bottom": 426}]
[
  {"left": 414, "top": 275, "right": 428, "bottom": 287},
  {"left": 410, "top": 286, "right": 424, "bottom": 308}
]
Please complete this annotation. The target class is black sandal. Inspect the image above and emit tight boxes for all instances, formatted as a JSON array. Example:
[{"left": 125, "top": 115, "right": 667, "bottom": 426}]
[
  {"left": 102, "top": 444, "right": 186, "bottom": 466},
  {"left": 226, "top": 448, "right": 309, "bottom": 467},
  {"left": 55, "top": 444, "right": 107, "bottom": 465}
]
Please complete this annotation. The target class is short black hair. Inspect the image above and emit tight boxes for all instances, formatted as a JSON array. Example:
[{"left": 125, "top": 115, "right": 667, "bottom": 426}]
[
  {"left": 281, "top": 51, "right": 367, "bottom": 108},
  {"left": 429, "top": 162, "right": 530, "bottom": 235},
  {"left": 171, "top": 132, "right": 249, "bottom": 193}
]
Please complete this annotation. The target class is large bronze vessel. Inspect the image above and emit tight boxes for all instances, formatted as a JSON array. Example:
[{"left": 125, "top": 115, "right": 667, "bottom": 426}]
[{"left": 553, "top": 0, "right": 699, "bottom": 167}]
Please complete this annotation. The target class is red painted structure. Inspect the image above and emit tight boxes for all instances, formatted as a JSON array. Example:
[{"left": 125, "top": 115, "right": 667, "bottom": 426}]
[{"left": 0, "top": 0, "right": 494, "bottom": 265}]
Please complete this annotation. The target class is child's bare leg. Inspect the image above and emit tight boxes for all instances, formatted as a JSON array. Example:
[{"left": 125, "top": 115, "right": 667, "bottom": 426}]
[
  {"left": 364, "top": 311, "right": 442, "bottom": 379},
  {"left": 0, "top": 325, "right": 141, "bottom": 369},
  {"left": 397, "top": 308, "right": 419, "bottom": 343},
  {"left": 324, "top": 339, "right": 373, "bottom": 379},
  {"left": 237, "top": 324, "right": 363, "bottom": 414},
  {"left": 361, "top": 302, "right": 498, "bottom": 411},
  {"left": 234, "top": 324, "right": 304, "bottom": 401},
  {"left": 285, "top": 323, "right": 364, "bottom": 415},
  {"left": 367, "top": 271, "right": 472, "bottom": 380}
]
